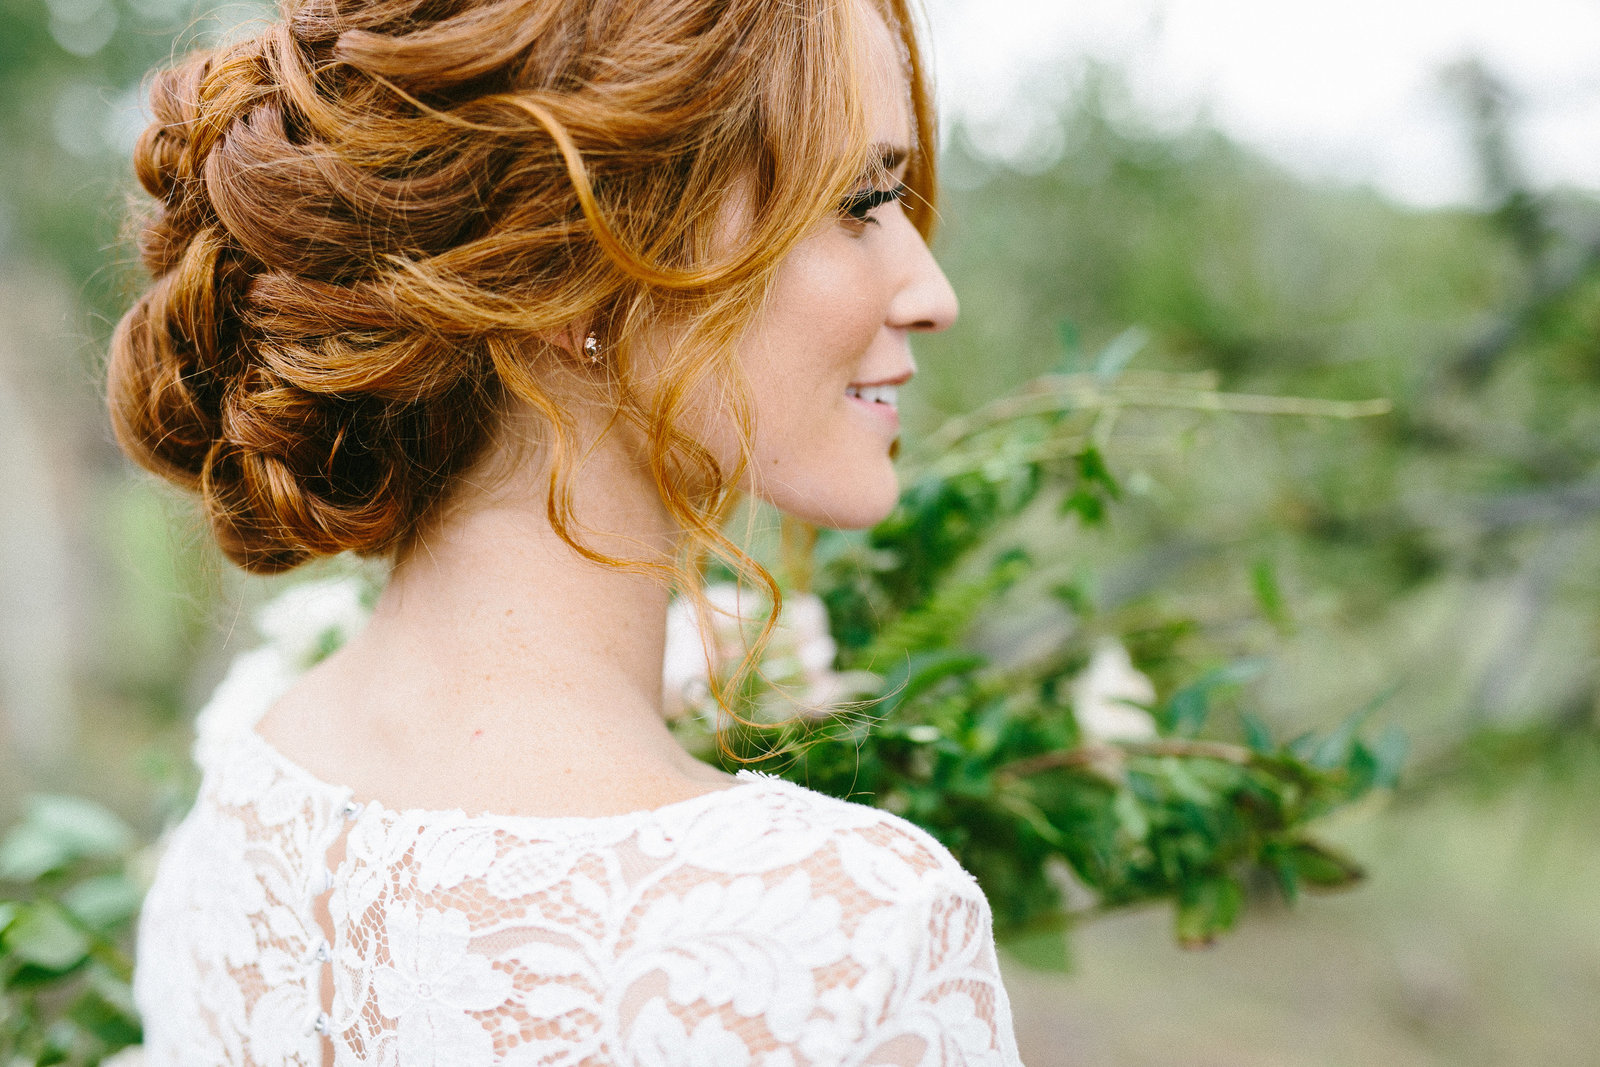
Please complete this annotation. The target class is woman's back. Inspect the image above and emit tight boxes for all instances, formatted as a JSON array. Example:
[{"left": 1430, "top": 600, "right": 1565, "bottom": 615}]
[{"left": 135, "top": 651, "right": 1022, "bottom": 1065}]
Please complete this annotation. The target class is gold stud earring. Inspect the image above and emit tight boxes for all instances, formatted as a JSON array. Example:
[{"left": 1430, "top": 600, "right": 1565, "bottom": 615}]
[{"left": 583, "top": 332, "right": 601, "bottom": 364}]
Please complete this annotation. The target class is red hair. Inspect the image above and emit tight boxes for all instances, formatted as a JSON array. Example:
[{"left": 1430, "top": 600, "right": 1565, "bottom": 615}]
[{"left": 109, "top": 0, "right": 939, "bottom": 705}]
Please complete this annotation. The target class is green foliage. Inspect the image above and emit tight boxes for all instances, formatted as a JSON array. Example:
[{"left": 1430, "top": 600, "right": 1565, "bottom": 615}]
[
  {"left": 674, "top": 361, "right": 1403, "bottom": 964},
  {"left": 0, "top": 799, "right": 142, "bottom": 1065},
  {"left": 692, "top": 653, "right": 1394, "bottom": 959},
  {"left": 918, "top": 66, "right": 1600, "bottom": 782},
  {"left": 14, "top": 6, "right": 1597, "bottom": 1046}
]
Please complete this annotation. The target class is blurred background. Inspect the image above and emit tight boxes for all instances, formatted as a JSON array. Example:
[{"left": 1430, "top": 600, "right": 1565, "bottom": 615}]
[{"left": 2, "top": 0, "right": 1599, "bottom": 1062}]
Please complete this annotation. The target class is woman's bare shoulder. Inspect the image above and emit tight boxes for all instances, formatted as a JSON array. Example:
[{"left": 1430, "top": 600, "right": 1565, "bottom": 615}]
[{"left": 253, "top": 650, "right": 737, "bottom": 822}]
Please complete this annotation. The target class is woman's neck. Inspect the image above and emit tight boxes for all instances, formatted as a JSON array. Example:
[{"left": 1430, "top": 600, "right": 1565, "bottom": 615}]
[
  {"left": 373, "top": 499, "right": 675, "bottom": 736},
  {"left": 257, "top": 417, "right": 733, "bottom": 815}
]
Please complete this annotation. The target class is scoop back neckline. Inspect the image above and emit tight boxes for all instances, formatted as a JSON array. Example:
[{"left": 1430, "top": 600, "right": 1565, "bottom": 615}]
[{"left": 236, "top": 721, "right": 785, "bottom": 832}]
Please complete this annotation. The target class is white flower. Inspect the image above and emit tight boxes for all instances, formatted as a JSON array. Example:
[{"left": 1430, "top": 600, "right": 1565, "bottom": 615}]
[
  {"left": 661, "top": 591, "right": 718, "bottom": 721},
  {"left": 661, "top": 586, "right": 878, "bottom": 722},
  {"left": 255, "top": 575, "right": 372, "bottom": 669},
  {"left": 1070, "top": 638, "right": 1158, "bottom": 743},
  {"left": 779, "top": 595, "right": 835, "bottom": 678}
]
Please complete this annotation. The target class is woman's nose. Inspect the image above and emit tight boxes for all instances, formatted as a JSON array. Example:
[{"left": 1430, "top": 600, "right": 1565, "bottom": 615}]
[{"left": 887, "top": 228, "right": 959, "bottom": 334}]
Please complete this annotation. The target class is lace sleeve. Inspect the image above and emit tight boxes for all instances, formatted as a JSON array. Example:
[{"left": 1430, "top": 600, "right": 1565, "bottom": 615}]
[{"left": 850, "top": 871, "right": 1022, "bottom": 1066}]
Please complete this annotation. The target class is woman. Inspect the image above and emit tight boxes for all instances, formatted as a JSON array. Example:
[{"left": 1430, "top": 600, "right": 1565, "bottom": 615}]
[{"left": 112, "top": 0, "right": 1023, "bottom": 1060}]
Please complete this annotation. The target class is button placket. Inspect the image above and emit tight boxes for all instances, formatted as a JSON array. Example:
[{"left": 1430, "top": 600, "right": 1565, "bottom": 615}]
[
  {"left": 303, "top": 938, "right": 332, "bottom": 967},
  {"left": 309, "top": 793, "right": 357, "bottom": 1051}
]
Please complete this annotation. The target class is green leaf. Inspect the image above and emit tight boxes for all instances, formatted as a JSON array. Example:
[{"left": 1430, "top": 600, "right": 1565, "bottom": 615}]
[
  {"left": 310, "top": 626, "right": 345, "bottom": 666},
  {"left": 872, "top": 574, "right": 1007, "bottom": 656},
  {"left": 1093, "top": 326, "right": 1149, "bottom": 383},
  {"left": 1048, "top": 577, "right": 1093, "bottom": 618},
  {"left": 67, "top": 984, "right": 142, "bottom": 1048},
  {"left": 1054, "top": 319, "right": 1085, "bottom": 374},
  {"left": 1250, "top": 557, "right": 1293, "bottom": 633},
  {"left": 1270, "top": 848, "right": 1301, "bottom": 904},
  {"left": 1175, "top": 875, "right": 1243, "bottom": 948},
  {"left": 997, "top": 793, "right": 1065, "bottom": 848},
  {"left": 1161, "top": 659, "right": 1267, "bottom": 736},
  {"left": 0, "top": 796, "right": 132, "bottom": 881},
  {"left": 1112, "top": 788, "right": 1149, "bottom": 843},
  {"left": 877, "top": 651, "right": 986, "bottom": 715},
  {"left": 27, "top": 796, "right": 133, "bottom": 857},
  {"left": 1241, "top": 712, "right": 1274, "bottom": 754},
  {"left": 1288, "top": 730, "right": 1319, "bottom": 762},
  {"left": 1078, "top": 447, "right": 1120, "bottom": 497},
  {"left": 1285, "top": 841, "right": 1365, "bottom": 890},
  {"left": 0, "top": 824, "right": 75, "bottom": 883},
  {"left": 1164, "top": 685, "right": 1211, "bottom": 738},
  {"left": 2, "top": 904, "right": 91, "bottom": 972},
  {"left": 1061, "top": 446, "right": 1122, "bottom": 526},
  {"left": 1371, "top": 725, "right": 1409, "bottom": 789},
  {"left": 40, "top": 1019, "right": 77, "bottom": 1065},
  {"left": 1000, "top": 926, "right": 1072, "bottom": 972},
  {"left": 1345, "top": 741, "right": 1381, "bottom": 794},
  {"left": 89, "top": 960, "right": 140, "bottom": 1013},
  {"left": 62, "top": 874, "right": 143, "bottom": 932},
  {"left": 1160, "top": 760, "right": 1217, "bottom": 808},
  {"left": 1311, "top": 683, "right": 1400, "bottom": 770},
  {"left": 1061, "top": 486, "right": 1108, "bottom": 526},
  {"left": 1311, "top": 725, "right": 1356, "bottom": 771}
]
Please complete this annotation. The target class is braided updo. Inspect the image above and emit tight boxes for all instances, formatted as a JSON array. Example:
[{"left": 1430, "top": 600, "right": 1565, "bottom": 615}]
[{"left": 108, "top": 0, "right": 937, "bottom": 575}]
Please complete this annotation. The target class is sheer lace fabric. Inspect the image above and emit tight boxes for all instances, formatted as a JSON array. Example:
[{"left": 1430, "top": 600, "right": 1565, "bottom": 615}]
[{"left": 134, "top": 650, "right": 1023, "bottom": 1065}]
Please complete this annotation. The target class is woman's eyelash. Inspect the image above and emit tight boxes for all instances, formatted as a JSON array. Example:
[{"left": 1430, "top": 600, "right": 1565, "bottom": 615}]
[{"left": 839, "top": 183, "right": 906, "bottom": 222}]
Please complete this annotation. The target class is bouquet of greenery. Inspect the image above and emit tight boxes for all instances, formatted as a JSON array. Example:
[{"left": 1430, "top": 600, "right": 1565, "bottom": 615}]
[
  {"left": 0, "top": 359, "right": 1398, "bottom": 1064},
  {"left": 667, "top": 353, "right": 1400, "bottom": 965}
]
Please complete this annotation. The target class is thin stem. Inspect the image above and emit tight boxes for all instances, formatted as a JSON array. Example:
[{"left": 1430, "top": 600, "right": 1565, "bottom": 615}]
[
  {"left": 998, "top": 738, "right": 1258, "bottom": 781},
  {"left": 915, "top": 375, "right": 1391, "bottom": 457}
]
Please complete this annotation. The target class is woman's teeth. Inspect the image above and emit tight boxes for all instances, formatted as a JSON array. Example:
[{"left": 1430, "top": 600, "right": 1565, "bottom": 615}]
[{"left": 846, "top": 384, "right": 898, "bottom": 405}]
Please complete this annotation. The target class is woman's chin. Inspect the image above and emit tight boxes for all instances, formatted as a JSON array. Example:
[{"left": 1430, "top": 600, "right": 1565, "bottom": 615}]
[{"left": 776, "top": 469, "right": 901, "bottom": 531}]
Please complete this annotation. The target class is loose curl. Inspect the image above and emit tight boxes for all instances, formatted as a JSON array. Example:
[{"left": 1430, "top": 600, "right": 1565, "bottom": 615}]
[{"left": 109, "top": 0, "right": 938, "bottom": 663}]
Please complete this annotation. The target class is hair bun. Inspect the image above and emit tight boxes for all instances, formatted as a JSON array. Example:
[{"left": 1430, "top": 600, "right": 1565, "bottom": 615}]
[
  {"left": 111, "top": 0, "right": 941, "bottom": 581},
  {"left": 109, "top": 31, "right": 496, "bottom": 572}
]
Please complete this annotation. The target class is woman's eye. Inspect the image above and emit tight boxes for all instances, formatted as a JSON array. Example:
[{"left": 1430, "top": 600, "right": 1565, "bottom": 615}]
[{"left": 839, "top": 183, "right": 906, "bottom": 225}]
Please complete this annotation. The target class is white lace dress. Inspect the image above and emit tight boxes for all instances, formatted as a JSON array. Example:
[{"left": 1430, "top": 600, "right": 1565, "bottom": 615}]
[{"left": 132, "top": 649, "right": 1024, "bottom": 1066}]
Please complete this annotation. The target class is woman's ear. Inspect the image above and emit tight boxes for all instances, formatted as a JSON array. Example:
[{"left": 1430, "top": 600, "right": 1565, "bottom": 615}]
[{"left": 539, "top": 324, "right": 599, "bottom": 365}]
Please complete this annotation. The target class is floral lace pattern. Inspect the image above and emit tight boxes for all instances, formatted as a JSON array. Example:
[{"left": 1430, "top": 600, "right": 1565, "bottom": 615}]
[{"left": 134, "top": 651, "right": 1023, "bottom": 1065}]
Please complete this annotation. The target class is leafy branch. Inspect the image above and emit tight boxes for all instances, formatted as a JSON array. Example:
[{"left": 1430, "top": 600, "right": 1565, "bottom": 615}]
[
  {"left": 0, "top": 797, "right": 143, "bottom": 1066},
  {"left": 673, "top": 356, "right": 1402, "bottom": 963}
]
